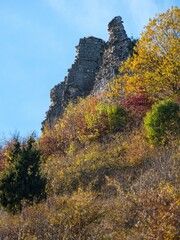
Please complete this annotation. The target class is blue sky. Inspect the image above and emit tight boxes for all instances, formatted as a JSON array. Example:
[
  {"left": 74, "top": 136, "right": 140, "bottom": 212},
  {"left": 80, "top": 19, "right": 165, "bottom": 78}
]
[{"left": 0, "top": 0, "right": 179, "bottom": 139}]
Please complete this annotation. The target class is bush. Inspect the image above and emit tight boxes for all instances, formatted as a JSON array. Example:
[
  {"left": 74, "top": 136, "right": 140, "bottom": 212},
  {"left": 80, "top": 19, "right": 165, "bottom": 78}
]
[
  {"left": 40, "top": 97, "right": 128, "bottom": 161},
  {"left": 107, "top": 105, "right": 127, "bottom": 132},
  {"left": 123, "top": 93, "right": 153, "bottom": 125},
  {"left": 0, "top": 189, "right": 108, "bottom": 240},
  {"left": 144, "top": 100, "right": 180, "bottom": 144},
  {"left": 43, "top": 139, "right": 126, "bottom": 195}
]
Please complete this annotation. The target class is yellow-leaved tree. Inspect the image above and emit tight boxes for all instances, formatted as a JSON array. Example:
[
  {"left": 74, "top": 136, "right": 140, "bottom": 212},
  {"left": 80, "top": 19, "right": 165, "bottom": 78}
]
[{"left": 120, "top": 7, "right": 180, "bottom": 100}]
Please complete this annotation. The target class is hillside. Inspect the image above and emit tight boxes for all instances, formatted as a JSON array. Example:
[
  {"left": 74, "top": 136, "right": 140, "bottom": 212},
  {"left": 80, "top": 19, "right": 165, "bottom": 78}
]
[{"left": 0, "top": 7, "right": 180, "bottom": 240}]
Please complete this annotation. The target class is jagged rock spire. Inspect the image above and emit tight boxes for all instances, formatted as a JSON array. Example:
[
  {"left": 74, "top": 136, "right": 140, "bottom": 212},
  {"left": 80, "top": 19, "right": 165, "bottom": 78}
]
[{"left": 92, "top": 16, "right": 131, "bottom": 92}]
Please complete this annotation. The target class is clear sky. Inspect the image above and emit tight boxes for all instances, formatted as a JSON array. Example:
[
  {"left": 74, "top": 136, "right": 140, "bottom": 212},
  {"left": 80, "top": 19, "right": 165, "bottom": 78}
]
[{"left": 0, "top": 0, "right": 179, "bottom": 139}]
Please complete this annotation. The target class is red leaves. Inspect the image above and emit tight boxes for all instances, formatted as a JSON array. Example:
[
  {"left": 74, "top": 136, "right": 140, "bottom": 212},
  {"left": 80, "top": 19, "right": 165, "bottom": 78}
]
[{"left": 123, "top": 93, "right": 153, "bottom": 117}]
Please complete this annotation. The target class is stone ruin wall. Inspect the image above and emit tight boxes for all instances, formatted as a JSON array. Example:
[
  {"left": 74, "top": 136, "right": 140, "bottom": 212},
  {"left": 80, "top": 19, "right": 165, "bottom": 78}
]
[{"left": 42, "top": 16, "right": 131, "bottom": 129}]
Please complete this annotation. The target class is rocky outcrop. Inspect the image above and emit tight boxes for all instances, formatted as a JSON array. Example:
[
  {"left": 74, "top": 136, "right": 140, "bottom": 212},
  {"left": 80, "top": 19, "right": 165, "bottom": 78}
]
[
  {"left": 42, "top": 16, "right": 131, "bottom": 129},
  {"left": 63, "top": 37, "right": 106, "bottom": 107},
  {"left": 42, "top": 37, "right": 105, "bottom": 128},
  {"left": 93, "top": 16, "right": 131, "bottom": 92},
  {"left": 42, "top": 82, "right": 65, "bottom": 128}
]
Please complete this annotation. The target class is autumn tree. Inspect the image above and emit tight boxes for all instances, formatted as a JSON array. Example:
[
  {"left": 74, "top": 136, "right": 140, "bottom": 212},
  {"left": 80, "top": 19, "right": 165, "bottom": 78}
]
[{"left": 120, "top": 7, "right": 180, "bottom": 100}]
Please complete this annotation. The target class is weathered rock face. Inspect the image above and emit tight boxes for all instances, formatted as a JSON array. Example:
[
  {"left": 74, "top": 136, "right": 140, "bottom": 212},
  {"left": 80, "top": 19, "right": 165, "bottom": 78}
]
[
  {"left": 63, "top": 37, "right": 105, "bottom": 107},
  {"left": 42, "top": 82, "right": 65, "bottom": 128},
  {"left": 42, "top": 37, "right": 105, "bottom": 128},
  {"left": 92, "top": 16, "right": 131, "bottom": 92},
  {"left": 42, "top": 16, "right": 130, "bottom": 129}
]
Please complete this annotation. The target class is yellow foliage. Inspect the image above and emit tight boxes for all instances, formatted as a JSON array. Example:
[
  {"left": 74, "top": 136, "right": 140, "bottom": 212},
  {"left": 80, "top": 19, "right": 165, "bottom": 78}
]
[{"left": 120, "top": 7, "right": 180, "bottom": 100}]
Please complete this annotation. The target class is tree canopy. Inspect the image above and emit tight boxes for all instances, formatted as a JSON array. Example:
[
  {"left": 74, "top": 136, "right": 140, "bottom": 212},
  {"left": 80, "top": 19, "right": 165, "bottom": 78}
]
[{"left": 120, "top": 7, "right": 180, "bottom": 100}]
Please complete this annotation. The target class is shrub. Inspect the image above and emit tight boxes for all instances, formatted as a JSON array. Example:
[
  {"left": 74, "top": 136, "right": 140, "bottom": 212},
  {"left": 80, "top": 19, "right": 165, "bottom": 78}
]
[
  {"left": 0, "top": 146, "right": 6, "bottom": 172},
  {"left": 126, "top": 184, "right": 180, "bottom": 239},
  {"left": 123, "top": 92, "right": 153, "bottom": 118},
  {"left": 40, "top": 97, "right": 128, "bottom": 160},
  {"left": 0, "top": 189, "right": 108, "bottom": 240},
  {"left": 106, "top": 105, "right": 127, "bottom": 132},
  {"left": 144, "top": 100, "right": 180, "bottom": 144},
  {"left": 43, "top": 131, "right": 153, "bottom": 195},
  {"left": 43, "top": 140, "right": 126, "bottom": 195}
]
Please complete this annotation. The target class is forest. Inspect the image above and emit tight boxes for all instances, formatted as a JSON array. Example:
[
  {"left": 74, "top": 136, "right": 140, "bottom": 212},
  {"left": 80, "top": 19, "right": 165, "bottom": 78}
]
[{"left": 0, "top": 7, "right": 179, "bottom": 240}]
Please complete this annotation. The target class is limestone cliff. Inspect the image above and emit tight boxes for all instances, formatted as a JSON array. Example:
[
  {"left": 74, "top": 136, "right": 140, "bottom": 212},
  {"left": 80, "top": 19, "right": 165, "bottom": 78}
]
[{"left": 42, "top": 16, "right": 131, "bottom": 129}]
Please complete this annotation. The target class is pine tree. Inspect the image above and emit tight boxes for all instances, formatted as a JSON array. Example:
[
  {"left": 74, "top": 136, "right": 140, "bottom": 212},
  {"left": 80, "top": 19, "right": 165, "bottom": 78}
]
[{"left": 0, "top": 135, "right": 46, "bottom": 212}]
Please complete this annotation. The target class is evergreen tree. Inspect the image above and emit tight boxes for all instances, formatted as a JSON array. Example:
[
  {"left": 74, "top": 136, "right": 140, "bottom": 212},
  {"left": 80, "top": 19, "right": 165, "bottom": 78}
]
[{"left": 0, "top": 135, "right": 46, "bottom": 212}]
